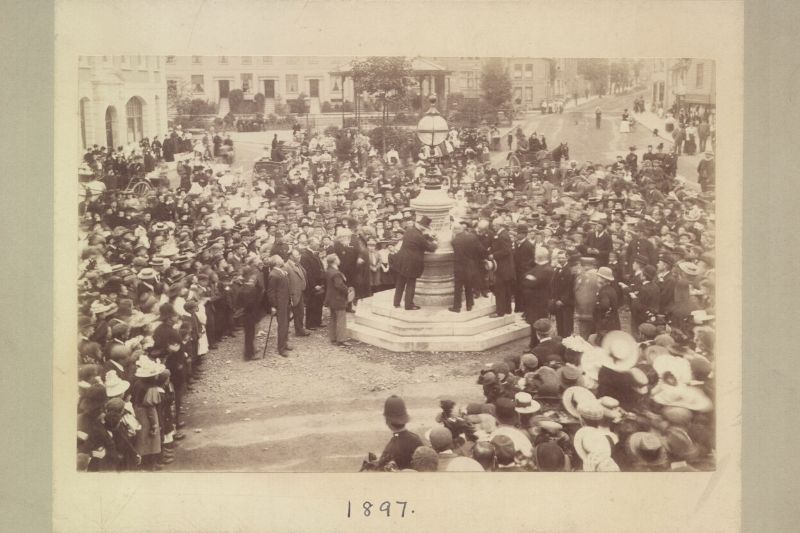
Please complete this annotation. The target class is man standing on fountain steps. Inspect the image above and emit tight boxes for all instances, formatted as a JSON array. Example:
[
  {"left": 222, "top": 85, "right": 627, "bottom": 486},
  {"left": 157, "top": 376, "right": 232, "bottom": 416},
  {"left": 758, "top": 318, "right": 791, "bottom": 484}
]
[{"left": 393, "top": 215, "right": 438, "bottom": 310}]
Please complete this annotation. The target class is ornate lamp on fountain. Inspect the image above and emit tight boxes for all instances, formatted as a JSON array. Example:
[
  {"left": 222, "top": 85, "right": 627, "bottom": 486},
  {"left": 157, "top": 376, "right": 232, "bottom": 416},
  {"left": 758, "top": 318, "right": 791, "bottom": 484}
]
[{"left": 411, "top": 95, "right": 456, "bottom": 306}]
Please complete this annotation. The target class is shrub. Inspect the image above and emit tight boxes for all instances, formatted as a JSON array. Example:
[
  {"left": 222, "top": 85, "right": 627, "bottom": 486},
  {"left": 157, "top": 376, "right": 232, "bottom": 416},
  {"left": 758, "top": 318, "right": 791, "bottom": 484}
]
[
  {"left": 367, "top": 126, "right": 418, "bottom": 160},
  {"left": 228, "top": 89, "right": 244, "bottom": 112},
  {"left": 321, "top": 101, "right": 333, "bottom": 113},
  {"left": 342, "top": 100, "right": 354, "bottom": 113},
  {"left": 254, "top": 93, "right": 265, "bottom": 110}
]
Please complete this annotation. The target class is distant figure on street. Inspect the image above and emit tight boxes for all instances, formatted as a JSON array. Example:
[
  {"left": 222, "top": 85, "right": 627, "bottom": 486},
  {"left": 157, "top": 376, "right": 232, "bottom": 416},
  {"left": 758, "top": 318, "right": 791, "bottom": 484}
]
[
  {"left": 595, "top": 107, "right": 602, "bottom": 129},
  {"left": 697, "top": 151, "right": 715, "bottom": 193}
]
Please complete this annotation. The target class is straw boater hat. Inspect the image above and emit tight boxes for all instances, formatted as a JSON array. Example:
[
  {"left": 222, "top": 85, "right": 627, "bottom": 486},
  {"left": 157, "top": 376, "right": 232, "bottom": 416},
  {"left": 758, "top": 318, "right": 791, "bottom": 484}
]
[
  {"left": 601, "top": 330, "right": 639, "bottom": 372},
  {"left": 134, "top": 355, "right": 165, "bottom": 379},
  {"left": 652, "top": 384, "right": 713, "bottom": 413},
  {"left": 562, "top": 386, "right": 596, "bottom": 418},
  {"left": 104, "top": 370, "right": 130, "bottom": 397},
  {"left": 627, "top": 432, "right": 668, "bottom": 465},
  {"left": 653, "top": 354, "right": 693, "bottom": 386},
  {"left": 513, "top": 392, "right": 541, "bottom": 415}
]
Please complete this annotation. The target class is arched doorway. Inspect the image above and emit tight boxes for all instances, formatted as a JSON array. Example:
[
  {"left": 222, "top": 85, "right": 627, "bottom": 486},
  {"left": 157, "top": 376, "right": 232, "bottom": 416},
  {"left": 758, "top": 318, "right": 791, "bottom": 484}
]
[
  {"left": 125, "top": 96, "right": 146, "bottom": 143},
  {"left": 105, "top": 106, "right": 118, "bottom": 148}
]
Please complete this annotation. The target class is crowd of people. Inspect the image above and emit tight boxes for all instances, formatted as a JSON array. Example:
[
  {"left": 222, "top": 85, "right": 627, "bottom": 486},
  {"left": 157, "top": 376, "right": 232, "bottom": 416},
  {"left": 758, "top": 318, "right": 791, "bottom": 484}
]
[{"left": 76, "top": 106, "right": 716, "bottom": 472}]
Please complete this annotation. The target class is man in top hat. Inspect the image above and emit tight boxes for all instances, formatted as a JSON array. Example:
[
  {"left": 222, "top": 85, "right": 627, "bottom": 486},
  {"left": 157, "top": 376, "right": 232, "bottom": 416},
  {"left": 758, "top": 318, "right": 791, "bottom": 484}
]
[
  {"left": 520, "top": 247, "right": 554, "bottom": 349},
  {"left": 550, "top": 249, "right": 576, "bottom": 337},
  {"left": 285, "top": 248, "right": 310, "bottom": 338},
  {"left": 392, "top": 215, "right": 438, "bottom": 310},
  {"left": 512, "top": 223, "right": 536, "bottom": 314},
  {"left": 377, "top": 395, "right": 423, "bottom": 471},
  {"left": 266, "top": 255, "right": 292, "bottom": 357},
  {"left": 298, "top": 236, "right": 326, "bottom": 330},
  {"left": 449, "top": 222, "right": 487, "bottom": 313},
  {"left": 489, "top": 217, "right": 515, "bottom": 317}
]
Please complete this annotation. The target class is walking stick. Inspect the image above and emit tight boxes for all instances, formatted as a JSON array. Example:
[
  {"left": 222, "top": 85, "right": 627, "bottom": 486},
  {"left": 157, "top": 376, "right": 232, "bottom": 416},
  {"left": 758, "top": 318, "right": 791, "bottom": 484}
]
[{"left": 261, "top": 312, "right": 275, "bottom": 358}]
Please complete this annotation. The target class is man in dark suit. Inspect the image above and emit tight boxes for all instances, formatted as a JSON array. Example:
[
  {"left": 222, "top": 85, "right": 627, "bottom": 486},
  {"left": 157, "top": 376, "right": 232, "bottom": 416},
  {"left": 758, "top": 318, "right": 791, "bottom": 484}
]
[
  {"left": 490, "top": 217, "right": 515, "bottom": 317},
  {"left": 449, "top": 223, "right": 487, "bottom": 313},
  {"left": 624, "top": 225, "right": 657, "bottom": 271},
  {"left": 286, "top": 249, "right": 309, "bottom": 337},
  {"left": 266, "top": 255, "right": 292, "bottom": 357},
  {"left": 625, "top": 146, "right": 638, "bottom": 174},
  {"left": 299, "top": 237, "right": 325, "bottom": 330},
  {"left": 531, "top": 319, "right": 566, "bottom": 366},
  {"left": 629, "top": 264, "right": 660, "bottom": 332},
  {"left": 513, "top": 224, "right": 536, "bottom": 314},
  {"left": 594, "top": 266, "right": 621, "bottom": 335},
  {"left": 237, "top": 266, "right": 263, "bottom": 360},
  {"left": 656, "top": 254, "right": 677, "bottom": 318},
  {"left": 585, "top": 220, "right": 612, "bottom": 266},
  {"left": 521, "top": 247, "right": 554, "bottom": 350},
  {"left": 393, "top": 216, "right": 438, "bottom": 310},
  {"left": 550, "top": 250, "right": 576, "bottom": 337},
  {"left": 334, "top": 228, "right": 358, "bottom": 310}
]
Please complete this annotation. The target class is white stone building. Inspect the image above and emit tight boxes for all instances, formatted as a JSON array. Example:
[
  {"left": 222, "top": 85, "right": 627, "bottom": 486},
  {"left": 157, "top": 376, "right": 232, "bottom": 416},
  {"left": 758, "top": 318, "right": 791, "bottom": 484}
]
[{"left": 78, "top": 55, "right": 169, "bottom": 152}]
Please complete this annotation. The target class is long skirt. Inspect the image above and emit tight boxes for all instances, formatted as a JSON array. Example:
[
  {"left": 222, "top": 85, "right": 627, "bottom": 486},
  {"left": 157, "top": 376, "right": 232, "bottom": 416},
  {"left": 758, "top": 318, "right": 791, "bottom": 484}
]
[{"left": 133, "top": 405, "right": 161, "bottom": 456}]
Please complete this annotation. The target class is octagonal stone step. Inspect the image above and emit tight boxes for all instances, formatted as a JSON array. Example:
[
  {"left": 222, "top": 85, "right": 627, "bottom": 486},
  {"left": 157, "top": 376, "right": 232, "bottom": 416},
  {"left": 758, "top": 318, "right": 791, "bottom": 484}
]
[
  {"left": 347, "top": 318, "right": 530, "bottom": 353},
  {"left": 353, "top": 310, "right": 516, "bottom": 337}
]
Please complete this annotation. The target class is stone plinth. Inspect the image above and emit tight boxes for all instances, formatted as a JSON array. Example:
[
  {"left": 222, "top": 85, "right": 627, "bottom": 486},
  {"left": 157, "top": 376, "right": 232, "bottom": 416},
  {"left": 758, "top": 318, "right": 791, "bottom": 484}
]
[
  {"left": 410, "top": 186, "right": 455, "bottom": 307},
  {"left": 347, "top": 290, "right": 530, "bottom": 352}
]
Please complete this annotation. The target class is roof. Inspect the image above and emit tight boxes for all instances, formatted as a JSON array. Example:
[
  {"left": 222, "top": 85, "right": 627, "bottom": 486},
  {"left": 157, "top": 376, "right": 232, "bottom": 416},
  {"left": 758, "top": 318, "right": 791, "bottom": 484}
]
[{"left": 330, "top": 57, "right": 450, "bottom": 76}]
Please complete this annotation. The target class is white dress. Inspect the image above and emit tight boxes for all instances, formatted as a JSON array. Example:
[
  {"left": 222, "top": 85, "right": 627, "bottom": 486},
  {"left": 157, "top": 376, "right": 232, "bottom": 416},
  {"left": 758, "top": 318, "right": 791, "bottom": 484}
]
[{"left": 619, "top": 119, "right": 631, "bottom": 133}]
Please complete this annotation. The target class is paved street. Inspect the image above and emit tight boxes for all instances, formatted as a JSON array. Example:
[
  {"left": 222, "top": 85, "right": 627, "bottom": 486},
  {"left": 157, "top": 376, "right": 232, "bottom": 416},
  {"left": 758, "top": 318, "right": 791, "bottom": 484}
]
[{"left": 491, "top": 90, "right": 702, "bottom": 182}]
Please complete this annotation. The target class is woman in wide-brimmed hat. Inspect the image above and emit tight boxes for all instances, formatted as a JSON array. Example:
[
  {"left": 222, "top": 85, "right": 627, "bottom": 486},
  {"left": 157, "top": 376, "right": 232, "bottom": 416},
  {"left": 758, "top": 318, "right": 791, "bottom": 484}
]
[{"left": 131, "top": 356, "right": 165, "bottom": 470}]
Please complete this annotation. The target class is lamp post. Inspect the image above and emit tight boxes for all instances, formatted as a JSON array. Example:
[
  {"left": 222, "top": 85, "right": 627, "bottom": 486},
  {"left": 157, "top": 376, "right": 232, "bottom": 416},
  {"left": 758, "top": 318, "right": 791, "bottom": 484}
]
[
  {"left": 409, "top": 95, "right": 456, "bottom": 307},
  {"left": 415, "top": 95, "right": 449, "bottom": 190}
]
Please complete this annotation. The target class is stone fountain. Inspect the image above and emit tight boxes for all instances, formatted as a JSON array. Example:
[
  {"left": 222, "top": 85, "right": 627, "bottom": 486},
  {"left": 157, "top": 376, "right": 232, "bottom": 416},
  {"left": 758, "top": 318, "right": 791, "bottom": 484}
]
[{"left": 347, "top": 97, "right": 529, "bottom": 352}]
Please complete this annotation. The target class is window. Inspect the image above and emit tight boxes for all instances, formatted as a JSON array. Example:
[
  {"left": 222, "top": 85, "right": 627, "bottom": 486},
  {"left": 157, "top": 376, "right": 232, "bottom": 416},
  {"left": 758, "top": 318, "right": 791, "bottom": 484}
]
[
  {"left": 192, "top": 56, "right": 201, "bottom": 64},
  {"left": 513, "top": 64, "right": 522, "bottom": 79},
  {"left": 241, "top": 73, "right": 253, "bottom": 92},
  {"left": 513, "top": 87, "right": 522, "bottom": 101},
  {"left": 131, "top": 55, "right": 142, "bottom": 67},
  {"left": 524, "top": 64, "right": 533, "bottom": 79},
  {"left": 525, "top": 87, "right": 533, "bottom": 102},
  {"left": 696, "top": 63, "right": 704, "bottom": 88},
  {"left": 241, "top": 56, "right": 252, "bottom": 65},
  {"left": 126, "top": 97, "right": 144, "bottom": 143},
  {"left": 219, "top": 56, "right": 228, "bottom": 64},
  {"left": 309, "top": 57, "right": 318, "bottom": 64},
  {"left": 262, "top": 56, "right": 273, "bottom": 64},
  {"left": 191, "top": 75, "right": 205, "bottom": 93},
  {"left": 166, "top": 56, "right": 176, "bottom": 64},
  {"left": 286, "top": 74, "right": 298, "bottom": 94},
  {"left": 287, "top": 57, "right": 299, "bottom": 65}
]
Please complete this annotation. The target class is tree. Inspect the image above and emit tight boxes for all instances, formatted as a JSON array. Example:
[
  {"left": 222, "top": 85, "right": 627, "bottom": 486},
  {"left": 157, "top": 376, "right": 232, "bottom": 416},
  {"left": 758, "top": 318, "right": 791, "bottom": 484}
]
[
  {"left": 578, "top": 59, "right": 609, "bottom": 95},
  {"left": 349, "top": 57, "right": 414, "bottom": 153},
  {"left": 480, "top": 58, "right": 512, "bottom": 110},
  {"left": 609, "top": 61, "right": 632, "bottom": 93}
]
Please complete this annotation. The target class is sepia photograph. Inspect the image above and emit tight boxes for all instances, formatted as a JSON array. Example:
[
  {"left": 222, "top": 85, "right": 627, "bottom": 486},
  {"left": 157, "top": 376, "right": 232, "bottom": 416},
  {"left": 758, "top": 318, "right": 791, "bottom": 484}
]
[{"left": 74, "top": 54, "right": 718, "bottom": 474}]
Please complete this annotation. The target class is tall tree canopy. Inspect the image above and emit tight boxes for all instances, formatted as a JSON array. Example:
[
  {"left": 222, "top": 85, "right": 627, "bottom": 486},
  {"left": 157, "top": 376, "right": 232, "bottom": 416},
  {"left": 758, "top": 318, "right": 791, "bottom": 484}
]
[{"left": 480, "top": 58, "right": 512, "bottom": 110}]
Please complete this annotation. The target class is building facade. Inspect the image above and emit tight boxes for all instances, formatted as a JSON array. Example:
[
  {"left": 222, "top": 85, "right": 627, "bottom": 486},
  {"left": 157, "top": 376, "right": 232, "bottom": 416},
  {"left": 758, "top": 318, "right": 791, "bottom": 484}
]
[
  {"left": 503, "top": 58, "right": 553, "bottom": 110},
  {"left": 78, "top": 55, "right": 168, "bottom": 151},
  {"left": 164, "top": 56, "right": 354, "bottom": 115},
  {"left": 650, "top": 58, "right": 716, "bottom": 113}
]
